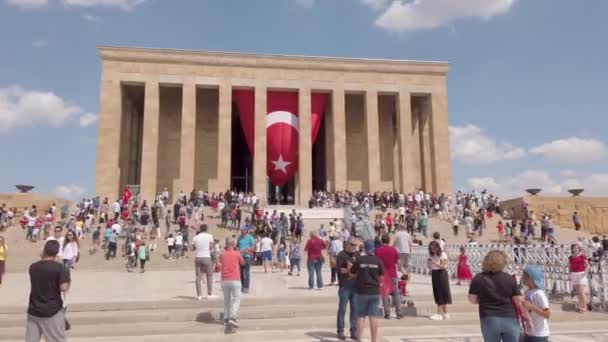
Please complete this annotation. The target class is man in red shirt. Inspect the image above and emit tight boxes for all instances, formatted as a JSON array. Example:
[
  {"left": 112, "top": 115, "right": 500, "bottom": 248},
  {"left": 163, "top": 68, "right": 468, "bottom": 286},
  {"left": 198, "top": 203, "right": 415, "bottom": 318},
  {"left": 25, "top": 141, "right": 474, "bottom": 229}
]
[
  {"left": 375, "top": 233, "right": 403, "bottom": 319},
  {"left": 305, "top": 231, "right": 327, "bottom": 290}
]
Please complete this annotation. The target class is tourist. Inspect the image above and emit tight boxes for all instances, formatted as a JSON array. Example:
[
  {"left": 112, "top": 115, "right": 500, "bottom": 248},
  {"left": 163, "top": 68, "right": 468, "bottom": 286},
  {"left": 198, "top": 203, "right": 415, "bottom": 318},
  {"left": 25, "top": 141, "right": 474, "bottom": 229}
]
[
  {"left": 521, "top": 266, "right": 551, "bottom": 342},
  {"left": 193, "top": 224, "right": 216, "bottom": 300},
  {"left": 569, "top": 244, "right": 589, "bottom": 313},
  {"left": 138, "top": 241, "right": 149, "bottom": 273},
  {"left": 165, "top": 210, "right": 172, "bottom": 238},
  {"left": 174, "top": 232, "right": 184, "bottom": 258},
  {"left": 220, "top": 236, "right": 244, "bottom": 328},
  {"left": 419, "top": 211, "right": 428, "bottom": 237},
  {"left": 432, "top": 232, "right": 446, "bottom": 251},
  {"left": 61, "top": 231, "right": 79, "bottom": 276},
  {"left": 260, "top": 232, "right": 274, "bottom": 273},
  {"left": 456, "top": 246, "right": 472, "bottom": 286},
  {"left": 45, "top": 226, "right": 65, "bottom": 260},
  {"left": 237, "top": 226, "right": 255, "bottom": 293},
  {"left": 304, "top": 231, "right": 326, "bottom": 290},
  {"left": 277, "top": 241, "right": 287, "bottom": 272},
  {"left": 428, "top": 240, "right": 451, "bottom": 320},
  {"left": 375, "top": 234, "right": 402, "bottom": 319},
  {"left": 336, "top": 237, "right": 360, "bottom": 341},
  {"left": 0, "top": 236, "right": 6, "bottom": 285},
  {"left": 25, "top": 240, "right": 70, "bottom": 342},
  {"left": 572, "top": 211, "right": 581, "bottom": 231},
  {"left": 288, "top": 240, "right": 301, "bottom": 276},
  {"left": 166, "top": 233, "right": 175, "bottom": 258},
  {"left": 125, "top": 238, "right": 136, "bottom": 272},
  {"left": 393, "top": 224, "right": 412, "bottom": 274},
  {"left": 328, "top": 235, "right": 343, "bottom": 285},
  {"left": 452, "top": 217, "right": 459, "bottom": 237},
  {"left": 352, "top": 240, "right": 383, "bottom": 342},
  {"left": 105, "top": 229, "right": 118, "bottom": 260},
  {"left": 468, "top": 250, "right": 526, "bottom": 341}
]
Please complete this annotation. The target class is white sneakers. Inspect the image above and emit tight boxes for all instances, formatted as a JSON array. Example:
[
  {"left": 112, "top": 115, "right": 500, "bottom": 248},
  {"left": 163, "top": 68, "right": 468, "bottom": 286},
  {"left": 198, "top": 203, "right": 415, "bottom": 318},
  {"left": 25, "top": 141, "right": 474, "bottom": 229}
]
[
  {"left": 428, "top": 313, "right": 450, "bottom": 321},
  {"left": 197, "top": 296, "right": 203, "bottom": 301}
]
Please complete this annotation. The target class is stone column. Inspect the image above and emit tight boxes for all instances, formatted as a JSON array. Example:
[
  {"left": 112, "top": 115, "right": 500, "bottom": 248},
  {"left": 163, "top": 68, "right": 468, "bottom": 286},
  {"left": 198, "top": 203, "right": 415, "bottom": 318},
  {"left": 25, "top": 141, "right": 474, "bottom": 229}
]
[
  {"left": 94, "top": 79, "right": 122, "bottom": 200},
  {"left": 331, "top": 88, "right": 347, "bottom": 191},
  {"left": 139, "top": 81, "right": 160, "bottom": 202},
  {"left": 216, "top": 81, "right": 233, "bottom": 192},
  {"left": 396, "top": 91, "right": 414, "bottom": 193},
  {"left": 365, "top": 90, "right": 381, "bottom": 192},
  {"left": 420, "top": 98, "right": 434, "bottom": 193},
  {"left": 298, "top": 87, "right": 312, "bottom": 206},
  {"left": 253, "top": 86, "right": 267, "bottom": 204},
  {"left": 429, "top": 88, "right": 452, "bottom": 194},
  {"left": 176, "top": 82, "right": 196, "bottom": 195}
]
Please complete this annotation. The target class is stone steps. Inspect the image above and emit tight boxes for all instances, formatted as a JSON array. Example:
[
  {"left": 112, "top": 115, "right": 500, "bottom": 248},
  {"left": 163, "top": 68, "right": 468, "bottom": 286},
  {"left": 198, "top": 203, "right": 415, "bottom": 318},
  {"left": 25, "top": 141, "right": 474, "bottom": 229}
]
[{"left": 1, "top": 297, "right": 602, "bottom": 340}]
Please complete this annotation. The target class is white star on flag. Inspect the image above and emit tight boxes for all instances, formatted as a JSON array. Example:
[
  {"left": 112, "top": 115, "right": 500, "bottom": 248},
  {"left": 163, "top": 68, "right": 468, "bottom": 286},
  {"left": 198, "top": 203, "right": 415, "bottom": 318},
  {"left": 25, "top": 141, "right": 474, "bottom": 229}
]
[{"left": 271, "top": 154, "right": 292, "bottom": 174}]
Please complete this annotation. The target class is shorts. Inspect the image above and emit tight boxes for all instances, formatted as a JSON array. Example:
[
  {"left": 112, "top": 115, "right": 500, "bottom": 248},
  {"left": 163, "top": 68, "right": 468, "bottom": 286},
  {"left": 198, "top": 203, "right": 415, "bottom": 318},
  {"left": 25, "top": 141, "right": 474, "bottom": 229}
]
[
  {"left": 262, "top": 250, "right": 273, "bottom": 261},
  {"left": 570, "top": 272, "right": 588, "bottom": 287},
  {"left": 356, "top": 294, "right": 381, "bottom": 318},
  {"left": 399, "top": 253, "right": 410, "bottom": 269}
]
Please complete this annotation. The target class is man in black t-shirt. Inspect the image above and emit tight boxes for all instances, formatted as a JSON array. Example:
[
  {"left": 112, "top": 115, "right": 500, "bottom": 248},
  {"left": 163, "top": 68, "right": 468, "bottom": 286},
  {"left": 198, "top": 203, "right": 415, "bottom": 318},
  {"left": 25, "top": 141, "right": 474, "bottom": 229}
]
[
  {"left": 25, "top": 239, "right": 70, "bottom": 342},
  {"left": 335, "top": 237, "right": 360, "bottom": 340},
  {"left": 351, "top": 240, "right": 384, "bottom": 342}
]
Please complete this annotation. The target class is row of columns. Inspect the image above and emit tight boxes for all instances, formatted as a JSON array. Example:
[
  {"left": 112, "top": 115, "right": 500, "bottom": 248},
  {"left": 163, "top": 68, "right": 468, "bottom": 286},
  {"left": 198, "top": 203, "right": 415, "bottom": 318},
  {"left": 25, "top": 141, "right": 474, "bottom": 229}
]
[{"left": 97, "top": 80, "right": 449, "bottom": 205}]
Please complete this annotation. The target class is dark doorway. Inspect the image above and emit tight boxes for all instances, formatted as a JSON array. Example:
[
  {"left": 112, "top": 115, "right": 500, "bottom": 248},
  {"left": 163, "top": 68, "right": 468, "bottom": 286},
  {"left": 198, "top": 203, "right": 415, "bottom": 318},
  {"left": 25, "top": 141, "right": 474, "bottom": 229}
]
[
  {"left": 268, "top": 179, "right": 295, "bottom": 205},
  {"left": 312, "top": 110, "right": 327, "bottom": 191},
  {"left": 231, "top": 102, "right": 252, "bottom": 192},
  {"left": 119, "top": 84, "right": 144, "bottom": 192}
]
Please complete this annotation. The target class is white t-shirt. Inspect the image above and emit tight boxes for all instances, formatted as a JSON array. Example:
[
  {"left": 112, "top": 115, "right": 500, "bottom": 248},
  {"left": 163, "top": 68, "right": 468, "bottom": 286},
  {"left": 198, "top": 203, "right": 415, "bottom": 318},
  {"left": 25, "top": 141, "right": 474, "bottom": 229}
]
[
  {"left": 175, "top": 235, "right": 184, "bottom": 245},
  {"left": 525, "top": 288, "right": 550, "bottom": 337},
  {"left": 192, "top": 232, "right": 213, "bottom": 258},
  {"left": 429, "top": 252, "right": 447, "bottom": 270},
  {"left": 113, "top": 202, "right": 121, "bottom": 213},
  {"left": 62, "top": 242, "right": 79, "bottom": 261},
  {"left": 260, "top": 237, "right": 274, "bottom": 252},
  {"left": 167, "top": 237, "right": 175, "bottom": 246},
  {"left": 394, "top": 231, "right": 412, "bottom": 254},
  {"left": 398, "top": 206, "right": 406, "bottom": 216}
]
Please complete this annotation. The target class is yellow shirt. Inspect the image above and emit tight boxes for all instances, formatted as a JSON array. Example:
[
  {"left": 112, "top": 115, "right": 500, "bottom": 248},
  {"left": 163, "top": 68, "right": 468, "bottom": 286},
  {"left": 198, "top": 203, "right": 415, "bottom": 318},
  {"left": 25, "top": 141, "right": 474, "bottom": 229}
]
[{"left": 0, "top": 245, "right": 7, "bottom": 261}]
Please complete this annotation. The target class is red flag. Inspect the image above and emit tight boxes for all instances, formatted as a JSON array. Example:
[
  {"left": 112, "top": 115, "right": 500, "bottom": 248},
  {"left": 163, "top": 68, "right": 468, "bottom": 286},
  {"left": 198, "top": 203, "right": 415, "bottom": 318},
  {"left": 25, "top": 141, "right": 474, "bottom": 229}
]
[
  {"left": 266, "top": 91, "right": 299, "bottom": 186},
  {"left": 122, "top": 187, "right": 132, "bottom": 206}
]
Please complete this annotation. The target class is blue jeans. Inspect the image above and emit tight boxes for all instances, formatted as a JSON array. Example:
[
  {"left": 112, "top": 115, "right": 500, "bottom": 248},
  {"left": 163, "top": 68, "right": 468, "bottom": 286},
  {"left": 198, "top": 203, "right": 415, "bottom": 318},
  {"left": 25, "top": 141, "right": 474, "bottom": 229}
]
[
  {"left": 240, "top": 257, "right": 251, "bottom": 290},
  {"left": 307, "top": 258, "right": 323, "bottom": 289},
  {"left": 480, "top": 316, "right": 521, "bottom": 342},
  {"left": 290, "top": 257, "right": 301, "bottom": 273},
  {"left": 337, "top": 287, "right": 357, "bottom": 336}
]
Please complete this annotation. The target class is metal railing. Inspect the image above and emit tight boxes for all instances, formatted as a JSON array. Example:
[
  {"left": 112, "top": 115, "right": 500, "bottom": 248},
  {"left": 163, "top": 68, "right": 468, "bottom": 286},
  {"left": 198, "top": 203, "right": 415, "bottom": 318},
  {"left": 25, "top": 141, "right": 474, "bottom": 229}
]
[{"left": 410, "top": 243, "right": 608, "bottom": 311}]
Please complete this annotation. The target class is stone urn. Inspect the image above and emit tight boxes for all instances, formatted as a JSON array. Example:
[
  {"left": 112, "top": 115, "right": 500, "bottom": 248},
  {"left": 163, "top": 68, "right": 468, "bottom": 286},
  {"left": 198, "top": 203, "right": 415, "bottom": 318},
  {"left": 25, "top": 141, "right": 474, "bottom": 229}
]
[
  {"left": 525, "top": 188, "right": 542, "bottom": 196},
  {"left": 15, "top": 185, "right": 35, "bottom": 193},
  {"left": 568, "top": 189, "right": 584, "bottom": 196}
]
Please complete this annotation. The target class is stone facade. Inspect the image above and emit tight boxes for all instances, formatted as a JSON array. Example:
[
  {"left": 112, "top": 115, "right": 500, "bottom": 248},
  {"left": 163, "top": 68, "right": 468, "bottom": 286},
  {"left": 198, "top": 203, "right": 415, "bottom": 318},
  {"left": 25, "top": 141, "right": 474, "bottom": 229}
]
[
  {"left": 95, "top": 46, "right": 452, "bottom": 205},
  {"left": 501, "top": 196, "right": 608, "bottom": 234}
]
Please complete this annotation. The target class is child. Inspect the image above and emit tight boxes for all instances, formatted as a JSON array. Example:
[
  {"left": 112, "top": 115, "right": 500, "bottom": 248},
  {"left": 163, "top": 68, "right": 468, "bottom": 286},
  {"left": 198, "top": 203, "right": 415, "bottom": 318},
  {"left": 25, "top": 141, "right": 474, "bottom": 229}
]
[
  {"left": 505, "top": 222, "right": 513, "bottom": 240},
  {"left": 90, "top": 226, "right": 101, "bottom": 254},
  {"left": 174, "top": 232, "right": 184, "bottom": 258},
  {"left": 456, "top": 246, "right": 472, "bottom": 285},
  {"left": 497, "top": 221, "right": 505, "bottom": 241},
  {"left": 277, "top": 242, "right": 287, "bottom": 272},
  {"left": 521, "top": 266, "right": 551, "bottom": 341},
  {"left": 138, "top": 241, "right": 148, "bottom": 273},
  {"left": 167, "top": 233, "right": 176, "bottom": 258},
  {"left": 398, "top": 274, "right": 409, "bottom": 297},
  {"left": 289, "top": 241, "right": 301, "bottom": 276}
]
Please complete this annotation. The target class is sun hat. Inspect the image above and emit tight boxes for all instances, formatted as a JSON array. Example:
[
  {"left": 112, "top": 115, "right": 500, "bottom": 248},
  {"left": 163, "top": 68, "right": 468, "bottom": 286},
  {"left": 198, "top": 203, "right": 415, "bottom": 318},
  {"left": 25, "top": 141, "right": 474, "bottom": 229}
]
[{"left": 523, "top": 266, "right": 544, "bottom": 290}]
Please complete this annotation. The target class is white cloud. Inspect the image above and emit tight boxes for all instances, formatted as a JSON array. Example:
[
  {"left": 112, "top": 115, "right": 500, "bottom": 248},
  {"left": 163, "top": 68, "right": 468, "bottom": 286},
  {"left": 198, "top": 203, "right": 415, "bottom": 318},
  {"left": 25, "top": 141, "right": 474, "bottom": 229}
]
[
  {"left": 360, "top": 0, "right": 388, "bottom": 11},
  {"left": 560, "top": 169, "right": 576, "bottom": 178},
  {"left": 466, "top": 171, "right": 608, "bottom": 198},
  {"left": 31, "top": 40, "right": 48, "bottom": 48},
  {"left": 55, "top": 184, "right": 87, "bottom": 200},
  {"left": 374, "top": 0, "right": 518, "bottom": 33},
  {"left": 79, "top": 112, "right": 98, "bottom": 127},
  {"left": 449, "top": 124, "right": 526, "bottom": 164},
  {"left": 530, "top": 137, "right": 608, "bottom": 162},
  {"left": 0, "top": 85, "right": 88, "bottom": 130},
  {"left": 6, "top": 0, "right": 47, "bottom": 9},
  {"left": 82, "top": 13, "right": 101, "bottom": 21},
  {"left": 293, "top": 0, "right": 315, "bottom": 8},
  {"left": 63, "top": 0, "right": 145, "bottom": 9}
]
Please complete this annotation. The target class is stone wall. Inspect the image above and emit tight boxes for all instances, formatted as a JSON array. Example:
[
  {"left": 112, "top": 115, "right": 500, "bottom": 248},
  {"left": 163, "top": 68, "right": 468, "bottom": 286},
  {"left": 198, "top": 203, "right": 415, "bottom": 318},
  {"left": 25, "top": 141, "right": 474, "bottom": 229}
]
[
  {"left": 501, "top": 196, "right": 608, "bottom": 234},
  {"left": 0, "top": 193, "right": 73, "bottom": 216}
]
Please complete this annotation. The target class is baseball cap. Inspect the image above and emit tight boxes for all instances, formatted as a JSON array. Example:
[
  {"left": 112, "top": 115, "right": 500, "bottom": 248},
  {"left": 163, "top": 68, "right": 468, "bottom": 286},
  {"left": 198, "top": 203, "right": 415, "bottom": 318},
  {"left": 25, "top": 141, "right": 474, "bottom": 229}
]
[
  {"left": 240, "top": 225, "right": 250, "bottom": 231},
  {"left": 523, "top": 266, "right": 544, "bottom": 290}
]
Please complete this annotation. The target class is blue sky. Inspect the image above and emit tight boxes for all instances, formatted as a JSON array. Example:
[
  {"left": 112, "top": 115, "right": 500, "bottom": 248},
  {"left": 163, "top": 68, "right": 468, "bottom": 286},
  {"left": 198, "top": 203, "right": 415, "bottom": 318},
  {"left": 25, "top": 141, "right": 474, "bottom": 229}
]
[{"left": 1, "top": 0, "right": 607, "bottom": 199}]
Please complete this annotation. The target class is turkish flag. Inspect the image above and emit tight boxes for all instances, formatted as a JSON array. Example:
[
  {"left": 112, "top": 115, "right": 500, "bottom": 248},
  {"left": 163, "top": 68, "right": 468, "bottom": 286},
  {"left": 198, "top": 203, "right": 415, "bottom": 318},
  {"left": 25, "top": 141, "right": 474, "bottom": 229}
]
[
  {"left": 234, "top": 90, "right": 328, "bottom": 187},
  {"left": 266, "top": 91, "right": 299, "bottom": 186}
]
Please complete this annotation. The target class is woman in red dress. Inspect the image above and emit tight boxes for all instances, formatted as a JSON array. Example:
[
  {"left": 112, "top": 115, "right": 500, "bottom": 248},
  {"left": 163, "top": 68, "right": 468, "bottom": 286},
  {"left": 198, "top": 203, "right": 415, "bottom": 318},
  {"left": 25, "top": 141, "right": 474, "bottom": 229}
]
[{"left": 456, "top": 246, "right": 473, "bottom": 285}]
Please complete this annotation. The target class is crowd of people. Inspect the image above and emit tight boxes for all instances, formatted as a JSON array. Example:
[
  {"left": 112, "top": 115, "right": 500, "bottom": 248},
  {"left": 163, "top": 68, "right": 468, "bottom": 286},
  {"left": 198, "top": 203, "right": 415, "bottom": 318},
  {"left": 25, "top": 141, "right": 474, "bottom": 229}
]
[{"left": 1, "top": 186, "right": 605, "bottom": 342}]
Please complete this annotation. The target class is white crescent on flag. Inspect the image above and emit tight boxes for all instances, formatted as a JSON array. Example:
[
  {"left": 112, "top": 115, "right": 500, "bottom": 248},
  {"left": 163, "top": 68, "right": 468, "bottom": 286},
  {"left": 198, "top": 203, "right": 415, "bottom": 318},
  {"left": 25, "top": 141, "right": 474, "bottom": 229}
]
[{"left": 266, "top": 110, "right": 299, "bottom": 131}]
